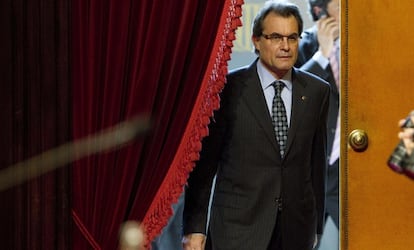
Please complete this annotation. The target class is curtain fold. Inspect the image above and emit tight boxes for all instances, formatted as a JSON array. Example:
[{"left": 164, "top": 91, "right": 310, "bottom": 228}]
[
  {"left": 0, "top": 0, "right": 71, "bottom": 249},
  {"left": 0, "top": 0, "right": 243, "bottom": 249},
  {"left": 71, "top": 0, "right": 243, "bottom": 249}
]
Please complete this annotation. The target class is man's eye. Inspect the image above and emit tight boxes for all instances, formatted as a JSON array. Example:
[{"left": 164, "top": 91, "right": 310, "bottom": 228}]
[
  {"left": 288, "top": 36, "right": 298, "bottom": 41},
  {"left": 272, "top": 35, "right": 283, "bottom": 41}
]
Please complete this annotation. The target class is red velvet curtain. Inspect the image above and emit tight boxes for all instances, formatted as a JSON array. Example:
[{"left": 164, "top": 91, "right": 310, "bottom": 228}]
[
  {"left": 0, "top": 0, "right": 242, "bottom": 248},
  {"left": 0, "top": 0, "right": 71, "bottom": 249},
  {"left": 71, "top": 0, "right": 242, "bottom": 249}
]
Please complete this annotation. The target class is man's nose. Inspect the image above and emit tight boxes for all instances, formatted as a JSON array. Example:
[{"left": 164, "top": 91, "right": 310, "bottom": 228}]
[{"left": 280, "top": 38, "right": 290, "bottom": 50}]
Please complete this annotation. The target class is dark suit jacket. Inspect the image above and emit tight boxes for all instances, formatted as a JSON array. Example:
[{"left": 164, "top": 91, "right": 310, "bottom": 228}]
[
  {"left": 183, "top": 59, "right": 330, "bottom": 250},
  {"left": 296, "top": 25, "right": 340, "bottom": 226}
]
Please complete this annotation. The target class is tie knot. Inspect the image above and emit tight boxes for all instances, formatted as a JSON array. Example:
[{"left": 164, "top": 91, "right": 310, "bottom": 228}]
[{"left": 273, "top": 81, "right": 285, "bottom": 95}]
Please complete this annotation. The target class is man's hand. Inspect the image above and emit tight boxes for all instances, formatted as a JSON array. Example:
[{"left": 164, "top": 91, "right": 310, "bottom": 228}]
[
  {"left": 182, "top": 233, "right": 206, "bottom": 250},
  {"left": 317, "top": 16, "right": 339, "bottom": 58}
]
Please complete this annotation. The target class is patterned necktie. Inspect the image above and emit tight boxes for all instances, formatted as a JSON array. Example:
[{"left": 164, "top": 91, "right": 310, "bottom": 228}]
[{"left": 272, "top": 81, "right": 288, "bottom": 157}]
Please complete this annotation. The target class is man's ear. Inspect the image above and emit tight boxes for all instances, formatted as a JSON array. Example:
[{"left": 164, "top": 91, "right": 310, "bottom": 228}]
[{"left": 252, "top": 35, "right": 260, "bottom": 49}]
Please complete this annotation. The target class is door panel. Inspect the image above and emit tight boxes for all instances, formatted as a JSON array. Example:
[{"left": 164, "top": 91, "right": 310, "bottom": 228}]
[{"left": 343, "top": 0, "right": 414, "bottom": 249}]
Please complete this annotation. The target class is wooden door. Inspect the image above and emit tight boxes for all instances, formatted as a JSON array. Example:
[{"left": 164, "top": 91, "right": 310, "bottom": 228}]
[{"left": 342, "top": 0, "right": 414, "bottom": 249}]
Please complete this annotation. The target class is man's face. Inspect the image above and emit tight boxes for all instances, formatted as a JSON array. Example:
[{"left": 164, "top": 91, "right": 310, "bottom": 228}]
[
  {"left": 252, "top": 13, "right": 299, "bottom": 79},
  {"left": 327, "top": 0, "right": 340, "bottom": 22}
]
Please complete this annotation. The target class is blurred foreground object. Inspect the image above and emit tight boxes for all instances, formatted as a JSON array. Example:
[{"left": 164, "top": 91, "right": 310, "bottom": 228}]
[
  {"left": 0, "top": 115, "right": 151, "bottom": 191},
  {"left": 119, "top": 221, "right": 146, "bottom": 250},
  {"left": 388, "top": 111, "right": 414, "bottom": 179}
]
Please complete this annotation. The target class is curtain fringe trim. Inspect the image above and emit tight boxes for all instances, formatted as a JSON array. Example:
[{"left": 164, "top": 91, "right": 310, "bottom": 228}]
[{"left": 142, "top": 0, "right": 244, "bottom": 247}]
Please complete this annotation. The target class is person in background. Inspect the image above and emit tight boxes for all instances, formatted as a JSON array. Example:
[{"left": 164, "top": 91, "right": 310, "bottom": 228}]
[
  {"left": 182, "top": 1, "right": 330, "bottom": 249},
  {"left": 294, "top": 0, "right": 340, "bottom": 249}
]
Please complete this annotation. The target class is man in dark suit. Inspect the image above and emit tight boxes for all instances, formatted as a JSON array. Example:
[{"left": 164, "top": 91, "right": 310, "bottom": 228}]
[
  {"left": 182, "top": 1, "right": 330, "bottom": 250},
  {"left": 295, "top": 0, "right": 340, "bottom": 249}
]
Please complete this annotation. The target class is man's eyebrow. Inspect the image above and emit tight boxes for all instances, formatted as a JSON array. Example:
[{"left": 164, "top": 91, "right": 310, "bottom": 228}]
[{"left": 264, "top": 32, "right": 299, "bottom": 36}]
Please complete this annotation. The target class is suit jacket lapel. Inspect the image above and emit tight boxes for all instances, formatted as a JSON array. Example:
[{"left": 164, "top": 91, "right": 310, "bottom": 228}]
[
  {"left": 240, "top": 61, "right": 280, "bottom": 153},
  {"left": 238, "top": 64, "right": 312, "bottom": 158},
  {"left": 285, "top": 68, "right": 308, "bottom": 156}
]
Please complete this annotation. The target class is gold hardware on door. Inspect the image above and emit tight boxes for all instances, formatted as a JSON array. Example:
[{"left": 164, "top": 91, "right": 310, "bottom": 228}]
[{"left": 348, "top": 129, "right": 368, "bottom": 152}]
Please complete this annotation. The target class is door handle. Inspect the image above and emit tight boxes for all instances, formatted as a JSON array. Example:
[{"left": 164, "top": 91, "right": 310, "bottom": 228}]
[{"left": 348, "top": 129, "right": 368, "bottom": 152}]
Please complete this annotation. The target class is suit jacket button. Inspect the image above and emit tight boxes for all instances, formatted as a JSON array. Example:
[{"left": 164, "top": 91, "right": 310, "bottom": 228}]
[{"left": 274, "top": 198, "right": 282, "bottom": 211}]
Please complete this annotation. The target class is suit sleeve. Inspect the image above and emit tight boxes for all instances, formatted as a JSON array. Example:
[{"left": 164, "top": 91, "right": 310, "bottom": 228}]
[
  {"left": 312, "top": 83, "right": 330, "bottom": 234},
  {"left": 182, "top": 90, "right": 228, "bottom": 235}
]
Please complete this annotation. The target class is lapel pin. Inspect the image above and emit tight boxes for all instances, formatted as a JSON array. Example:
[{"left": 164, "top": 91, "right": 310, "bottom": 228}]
[{"left": 301, "top": 96, "right": 307, "bottom": 101}]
